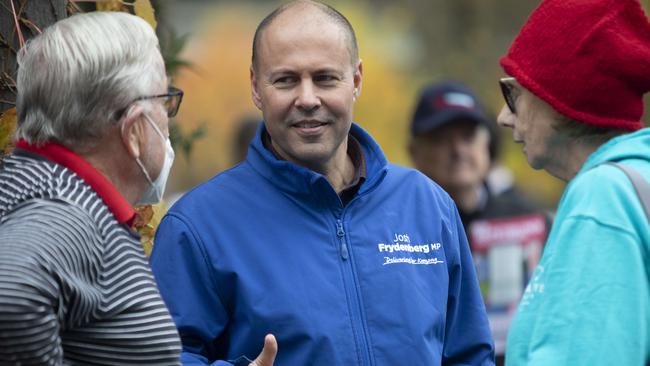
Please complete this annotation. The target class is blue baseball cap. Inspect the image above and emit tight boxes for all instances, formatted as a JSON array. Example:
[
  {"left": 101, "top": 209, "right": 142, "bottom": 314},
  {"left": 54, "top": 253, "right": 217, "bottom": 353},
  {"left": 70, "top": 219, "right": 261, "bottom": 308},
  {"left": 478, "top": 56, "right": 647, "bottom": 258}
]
[{"left": 410, "top": 80, "right": 490, "bottom": 136}]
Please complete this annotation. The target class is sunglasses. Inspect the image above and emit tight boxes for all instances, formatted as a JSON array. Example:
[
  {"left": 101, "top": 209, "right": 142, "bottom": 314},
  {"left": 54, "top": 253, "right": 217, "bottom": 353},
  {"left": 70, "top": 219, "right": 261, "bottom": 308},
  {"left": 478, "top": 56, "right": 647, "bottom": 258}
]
[{"left": 499, "top": 77, "right": 517, "bottom": 114}]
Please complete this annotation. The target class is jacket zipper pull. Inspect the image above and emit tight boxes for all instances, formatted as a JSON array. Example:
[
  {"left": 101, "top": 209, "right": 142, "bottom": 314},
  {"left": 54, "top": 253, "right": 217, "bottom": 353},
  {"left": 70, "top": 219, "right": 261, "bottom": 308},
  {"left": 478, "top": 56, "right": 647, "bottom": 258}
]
[{"left": 336, "top": 219, "right": 349, "bottom": 260}]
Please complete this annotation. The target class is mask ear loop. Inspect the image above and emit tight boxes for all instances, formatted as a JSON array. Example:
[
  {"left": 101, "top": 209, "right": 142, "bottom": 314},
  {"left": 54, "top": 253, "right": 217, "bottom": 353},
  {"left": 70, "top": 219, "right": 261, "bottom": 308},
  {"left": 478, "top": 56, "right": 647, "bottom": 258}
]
[
  {"left": 138, "top": 114, "right": 174, "bottom": 205},
  {"left": 142, "top": 113, "right": 167, "bottom": 140},
  {"left": 135, "top": 155, "right": 156, "bottom": 187}
]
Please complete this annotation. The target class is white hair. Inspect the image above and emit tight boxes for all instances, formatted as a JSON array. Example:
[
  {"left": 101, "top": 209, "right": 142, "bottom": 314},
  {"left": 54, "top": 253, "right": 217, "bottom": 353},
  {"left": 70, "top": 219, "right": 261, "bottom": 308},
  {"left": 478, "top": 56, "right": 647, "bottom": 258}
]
[{"left": 15, "top": 11, "right": 166, "bottom": 148}]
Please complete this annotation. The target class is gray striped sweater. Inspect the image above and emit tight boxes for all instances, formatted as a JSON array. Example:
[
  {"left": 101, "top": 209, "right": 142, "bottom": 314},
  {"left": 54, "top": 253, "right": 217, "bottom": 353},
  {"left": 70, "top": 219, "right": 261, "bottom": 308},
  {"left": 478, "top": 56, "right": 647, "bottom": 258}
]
[{"left": 0, "top": 151, "right": 181, "bottom": 365}]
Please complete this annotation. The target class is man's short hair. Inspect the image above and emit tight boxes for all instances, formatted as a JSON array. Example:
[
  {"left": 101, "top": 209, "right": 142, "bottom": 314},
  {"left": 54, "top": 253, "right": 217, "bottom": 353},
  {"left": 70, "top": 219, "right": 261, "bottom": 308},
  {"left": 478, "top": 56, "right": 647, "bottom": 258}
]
[
  {"left": 15, "top": 12, "right": 166, "bottom": 149},
  {"left": 251, "top": 0, "right": 359, "bottom": 71}
]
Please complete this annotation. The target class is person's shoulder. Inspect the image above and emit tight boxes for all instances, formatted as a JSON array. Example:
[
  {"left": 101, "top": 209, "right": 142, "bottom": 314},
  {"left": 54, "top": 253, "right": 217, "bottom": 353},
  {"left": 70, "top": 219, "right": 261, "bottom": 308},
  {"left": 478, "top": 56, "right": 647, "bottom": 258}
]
[
  {"left": 561, "top": 162, "right": 641, "bottom": 222},
  {"left": 1, "top": 151, "right": 59, "bottom": 196},
  {"left": 569, "top": 163, "right": 632, "bottom": 197},
  {"left": 386, "top": 163, "right": 436, "bottom": 185},
  {"left": 0, "top": 198, "right": 100, "bottom": 257},
  {"left": 383, "top": 163, "right": 454, "bottom": 204},
  {"left": 386, "top": 163, "right": 446, "bottom": 188},
  {"left": 167, "top": 162, "right": 260, "bottom": 213}
]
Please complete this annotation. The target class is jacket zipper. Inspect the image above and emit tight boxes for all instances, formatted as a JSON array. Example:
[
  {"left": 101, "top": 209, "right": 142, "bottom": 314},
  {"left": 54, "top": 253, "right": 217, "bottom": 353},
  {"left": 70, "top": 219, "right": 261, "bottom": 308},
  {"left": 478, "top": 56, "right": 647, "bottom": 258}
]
[
  {"left": 336, "top": 219, "right": 349, "bottom": 260},
  {"left": 335, "top": 214, "right": 372, "bottom": 366}
]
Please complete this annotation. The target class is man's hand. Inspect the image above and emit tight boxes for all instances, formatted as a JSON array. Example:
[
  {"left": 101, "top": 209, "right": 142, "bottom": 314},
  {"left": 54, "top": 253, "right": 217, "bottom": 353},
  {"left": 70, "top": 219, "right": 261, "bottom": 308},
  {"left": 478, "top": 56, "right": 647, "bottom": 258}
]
[{"left": 249, "top": 334, "right": 277, "bottom": 366}]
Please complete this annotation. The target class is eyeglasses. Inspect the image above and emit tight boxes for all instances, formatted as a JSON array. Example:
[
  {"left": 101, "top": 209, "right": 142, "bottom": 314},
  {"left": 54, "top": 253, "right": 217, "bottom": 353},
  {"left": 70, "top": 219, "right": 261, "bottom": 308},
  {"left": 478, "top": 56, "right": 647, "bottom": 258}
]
[
  {"left": 133, "top": 86, "right": 184, "bottom": 117},
  {"left": 499, "top": 77, "right": 517, "bottom": 114}
]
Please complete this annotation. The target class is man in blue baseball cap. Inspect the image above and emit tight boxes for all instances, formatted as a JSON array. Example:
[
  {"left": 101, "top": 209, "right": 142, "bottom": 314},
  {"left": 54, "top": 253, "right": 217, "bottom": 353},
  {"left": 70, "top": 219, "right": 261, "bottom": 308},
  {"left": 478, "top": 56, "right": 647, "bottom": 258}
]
[
  {"left": 409, "top": 81, "right": 497, "bottom": 209},
  {"left": 409, "top": 80, "right": 550, "bottom": 366}
]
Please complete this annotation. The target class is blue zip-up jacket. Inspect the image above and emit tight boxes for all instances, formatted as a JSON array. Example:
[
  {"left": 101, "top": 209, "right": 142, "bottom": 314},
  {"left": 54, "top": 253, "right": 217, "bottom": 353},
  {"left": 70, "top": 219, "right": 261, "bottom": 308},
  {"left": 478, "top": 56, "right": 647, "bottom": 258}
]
[{"left": 151, "top": 123, "right": 495, "bottom": 366}]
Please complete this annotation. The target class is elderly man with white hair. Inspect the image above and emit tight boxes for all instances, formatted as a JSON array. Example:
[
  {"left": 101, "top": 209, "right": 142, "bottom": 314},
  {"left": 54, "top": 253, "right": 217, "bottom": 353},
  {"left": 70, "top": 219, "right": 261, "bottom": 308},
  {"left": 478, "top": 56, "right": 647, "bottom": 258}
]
[{"left": 0, "top": 12, "right": 182, "bottom": 365}]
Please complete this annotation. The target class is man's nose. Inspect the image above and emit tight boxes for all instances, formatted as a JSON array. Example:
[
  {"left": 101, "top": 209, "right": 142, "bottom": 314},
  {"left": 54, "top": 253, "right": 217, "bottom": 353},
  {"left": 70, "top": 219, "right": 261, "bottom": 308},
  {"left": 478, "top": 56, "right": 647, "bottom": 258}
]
[
  {"left": 497, "top": 104, "right": 514, "bottom": 128},
  {"left": 294, "top": 80, "right": 321, "bottom": 111}
]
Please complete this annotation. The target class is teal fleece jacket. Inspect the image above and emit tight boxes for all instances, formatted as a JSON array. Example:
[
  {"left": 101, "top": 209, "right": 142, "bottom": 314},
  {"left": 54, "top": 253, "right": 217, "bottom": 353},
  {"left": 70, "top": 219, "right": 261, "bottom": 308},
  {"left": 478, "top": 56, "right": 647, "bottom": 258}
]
[{"left": 506, "top": 128, "right": 650, "bottom": 365}]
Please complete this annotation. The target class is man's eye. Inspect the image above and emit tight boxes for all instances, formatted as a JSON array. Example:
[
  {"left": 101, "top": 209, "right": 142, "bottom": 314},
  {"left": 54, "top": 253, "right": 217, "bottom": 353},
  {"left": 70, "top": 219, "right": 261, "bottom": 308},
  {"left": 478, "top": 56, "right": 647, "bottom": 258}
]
[
  {"left": 315, "top": 75, "right": 337, "bottom": 83},
  {"left": 274, "top": 76, "right": 297, "bottom": 85}
]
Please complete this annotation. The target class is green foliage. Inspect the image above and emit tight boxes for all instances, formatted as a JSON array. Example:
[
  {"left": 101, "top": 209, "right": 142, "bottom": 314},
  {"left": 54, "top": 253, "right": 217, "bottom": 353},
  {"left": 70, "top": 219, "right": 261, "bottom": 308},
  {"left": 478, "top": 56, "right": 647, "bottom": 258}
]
[
  {"left": 159, "top": 27, "right": 193, "bottom": 78},
  {"left": 169, "top": 121, "right": 207, "bottom": 162},
  {"left": 155, "top": 18, "right": 205, "bottom": 161}
]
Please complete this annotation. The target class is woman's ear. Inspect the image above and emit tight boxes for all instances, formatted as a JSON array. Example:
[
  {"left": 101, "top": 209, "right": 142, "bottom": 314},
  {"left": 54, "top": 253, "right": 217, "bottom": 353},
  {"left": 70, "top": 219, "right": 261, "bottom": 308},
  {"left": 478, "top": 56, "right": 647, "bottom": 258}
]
[{"left": 120, "top": 104, "right": 146, "bottom": 159}]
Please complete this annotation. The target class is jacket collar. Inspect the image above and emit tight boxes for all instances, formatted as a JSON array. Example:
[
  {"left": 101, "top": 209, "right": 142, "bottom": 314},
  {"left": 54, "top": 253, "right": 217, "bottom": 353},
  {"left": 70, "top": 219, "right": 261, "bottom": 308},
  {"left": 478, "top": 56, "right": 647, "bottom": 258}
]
[
  {"left": 246, "top": 122, "right": 388, "bottom": 198},
  {"left": 15, "top": 140, "right": 136, "bottom": 226}
]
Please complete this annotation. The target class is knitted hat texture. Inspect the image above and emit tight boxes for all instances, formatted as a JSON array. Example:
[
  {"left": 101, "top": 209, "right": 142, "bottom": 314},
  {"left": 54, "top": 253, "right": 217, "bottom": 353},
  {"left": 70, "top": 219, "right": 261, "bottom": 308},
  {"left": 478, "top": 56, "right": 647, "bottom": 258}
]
[{"left": 500, "top": 0, "right": 650, "bottom": 131}]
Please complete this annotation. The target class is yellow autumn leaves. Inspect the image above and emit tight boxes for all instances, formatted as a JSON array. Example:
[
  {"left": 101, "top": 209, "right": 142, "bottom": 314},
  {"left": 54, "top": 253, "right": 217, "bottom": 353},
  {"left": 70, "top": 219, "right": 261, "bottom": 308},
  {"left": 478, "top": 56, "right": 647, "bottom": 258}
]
[
  {"left": 95, "top": 0, "right": 156, "bottom": 29},
  {"left": 0, "top": 108, "right": 16, "bottom": 158}
]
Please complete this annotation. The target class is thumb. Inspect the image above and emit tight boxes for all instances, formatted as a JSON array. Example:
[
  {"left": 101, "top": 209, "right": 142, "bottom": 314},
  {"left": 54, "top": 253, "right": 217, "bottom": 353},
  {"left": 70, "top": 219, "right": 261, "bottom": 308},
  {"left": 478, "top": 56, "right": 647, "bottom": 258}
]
[{"left": 250, "top": 334, "right": 277, "bottom": 366}]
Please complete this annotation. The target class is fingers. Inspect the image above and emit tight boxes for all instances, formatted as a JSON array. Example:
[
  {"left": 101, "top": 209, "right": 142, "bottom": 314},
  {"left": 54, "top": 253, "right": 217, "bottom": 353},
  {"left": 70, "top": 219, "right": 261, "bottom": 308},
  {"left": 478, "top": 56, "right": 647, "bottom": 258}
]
[{"left": 249, "top": 334, "right": 277, "bottom": 366}]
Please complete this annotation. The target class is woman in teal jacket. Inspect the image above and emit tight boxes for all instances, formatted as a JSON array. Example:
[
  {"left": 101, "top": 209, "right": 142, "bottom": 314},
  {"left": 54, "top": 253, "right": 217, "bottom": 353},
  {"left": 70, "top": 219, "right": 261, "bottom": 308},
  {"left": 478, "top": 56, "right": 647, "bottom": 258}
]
[{"left": 496, "top": 0, "right": 650, "bottom": 364}]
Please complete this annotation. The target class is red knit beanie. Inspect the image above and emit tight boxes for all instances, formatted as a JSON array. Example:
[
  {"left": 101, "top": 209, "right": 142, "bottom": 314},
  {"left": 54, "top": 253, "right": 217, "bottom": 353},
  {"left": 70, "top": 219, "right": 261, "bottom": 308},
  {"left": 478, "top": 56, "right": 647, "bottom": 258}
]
[{"left": 500, "top": 0, "right": 650, "bottom": 131}]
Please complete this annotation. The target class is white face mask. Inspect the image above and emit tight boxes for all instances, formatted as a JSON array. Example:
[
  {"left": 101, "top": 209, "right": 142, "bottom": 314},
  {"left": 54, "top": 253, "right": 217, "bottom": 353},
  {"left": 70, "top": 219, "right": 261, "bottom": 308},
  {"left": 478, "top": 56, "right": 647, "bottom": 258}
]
[{"left": 135, "top": 114, "right": 175, "bottom": 205}]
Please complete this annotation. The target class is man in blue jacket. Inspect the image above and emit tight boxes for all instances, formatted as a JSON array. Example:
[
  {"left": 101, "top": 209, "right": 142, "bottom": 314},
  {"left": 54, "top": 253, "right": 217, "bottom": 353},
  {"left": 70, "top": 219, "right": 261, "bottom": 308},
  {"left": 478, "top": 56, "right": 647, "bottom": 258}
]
[{"left": 150, "top": 1, "right": 494, "bottom": 365}]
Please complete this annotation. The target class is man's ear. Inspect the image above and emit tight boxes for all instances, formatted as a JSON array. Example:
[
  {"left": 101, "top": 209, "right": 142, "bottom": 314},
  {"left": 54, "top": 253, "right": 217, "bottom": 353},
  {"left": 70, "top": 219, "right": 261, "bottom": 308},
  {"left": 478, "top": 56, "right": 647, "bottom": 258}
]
[
  {"left": 251, "top": 66, "right": 263, "bottom": 110},
  {"left": 353, "top": 59, "right": 363, "bottom": 100},
  {"left": 120, "top": 104, "right": 146, "bottom": 159}
]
